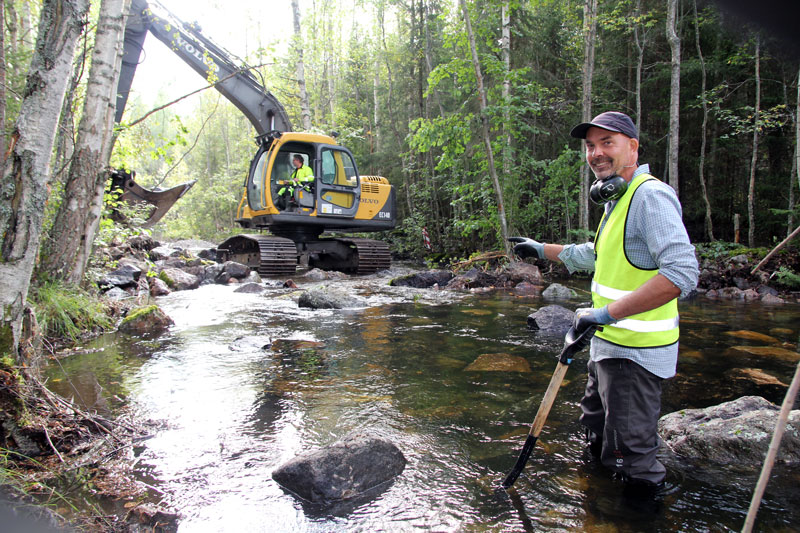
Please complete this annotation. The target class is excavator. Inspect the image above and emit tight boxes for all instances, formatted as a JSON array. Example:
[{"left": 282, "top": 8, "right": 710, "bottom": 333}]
[{"left": 115, "top": 0, "right": 396, "bottom": 274}]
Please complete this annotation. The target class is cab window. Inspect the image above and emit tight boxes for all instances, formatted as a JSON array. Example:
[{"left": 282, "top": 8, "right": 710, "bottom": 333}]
[
  {"left": 248, "top": 150, "right": 269, "bottom": 210},
  {"left": 320, "top": 149, "right": 358, "bottom": 188}
]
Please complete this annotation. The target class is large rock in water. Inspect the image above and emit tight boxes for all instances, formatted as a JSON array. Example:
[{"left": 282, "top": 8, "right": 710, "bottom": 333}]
[
  {"left": 390, "top": 270, "right": 454, "bottom": 288},
  {"left": 271, "top": 433, "right": 407, "bottom": 503},
  {"left": 298, "top": 287, "right": 365, "bottom": 309},
  {"left": 658, "top": 396, "right": 800, "bottom": 466},
  {"left": 527, "top": 304, "right": 574, "bottom": 335},
  {"left": 118, "top": 305, "right": 174, "bottom": 337}
]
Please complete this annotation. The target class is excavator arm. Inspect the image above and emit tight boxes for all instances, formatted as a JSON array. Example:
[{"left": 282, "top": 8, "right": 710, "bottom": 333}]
[
  {"left": 116, "top": 0, "right": 291, "bottom": 134},
  {"left": 111, "top": 0, "right": 292, "bottom": 227}
]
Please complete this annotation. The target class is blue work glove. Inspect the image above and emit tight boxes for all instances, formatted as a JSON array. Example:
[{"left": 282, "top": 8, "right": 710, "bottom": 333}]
[
  {"left": 508, "top": 236, "right": 544, "bottom": 260},
  {"left": 572, "top": 306, "right": 616, "bottom": 346}
]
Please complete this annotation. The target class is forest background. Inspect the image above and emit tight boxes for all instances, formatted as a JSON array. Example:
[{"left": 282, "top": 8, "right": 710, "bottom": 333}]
[{"left": 4, "top": 0, "right": 800, "bottom": 269}]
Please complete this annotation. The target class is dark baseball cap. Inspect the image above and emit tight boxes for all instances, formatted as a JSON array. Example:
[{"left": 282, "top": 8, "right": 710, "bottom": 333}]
[{"left": 570, "top": 111, "right": 638, "bottom": 140}]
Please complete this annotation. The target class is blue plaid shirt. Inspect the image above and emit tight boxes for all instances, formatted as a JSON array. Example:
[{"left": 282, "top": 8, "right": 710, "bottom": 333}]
[{"left": 558, "top": 164, "right": 699, "bottom": 378}]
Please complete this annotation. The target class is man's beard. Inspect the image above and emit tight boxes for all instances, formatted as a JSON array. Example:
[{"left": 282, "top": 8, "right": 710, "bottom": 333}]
[{"left": 589, "top": 157, "right": 617, "bottom": 179}]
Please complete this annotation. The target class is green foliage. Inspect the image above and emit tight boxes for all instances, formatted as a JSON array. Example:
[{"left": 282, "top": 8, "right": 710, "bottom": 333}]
[
  {"left": 773, "top": 267, "right": 800, "bottom": 289},
  {"left": 694, "top": 241, "right": 745, "bottom": 260},
  {"left": 29, "top": 282, "right": 114, "bottom": 343}
]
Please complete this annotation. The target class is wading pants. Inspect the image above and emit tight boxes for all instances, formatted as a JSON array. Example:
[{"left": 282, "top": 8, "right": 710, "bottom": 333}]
[{"left": 579, "top": 358, "right": 666, "bottom": 485}]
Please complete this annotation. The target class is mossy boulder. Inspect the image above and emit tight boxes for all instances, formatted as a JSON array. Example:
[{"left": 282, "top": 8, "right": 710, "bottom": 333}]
[{"left": 118, "top": 305, "right": 173, "bottom": 337}]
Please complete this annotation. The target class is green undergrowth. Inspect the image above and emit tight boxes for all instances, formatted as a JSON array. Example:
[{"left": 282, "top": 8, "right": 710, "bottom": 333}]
[
  {"left": 694, "top": 241, "right": 769, "bottom": 262},
  {"left": 29, "top": 282, "right": 114, "bottom": 344}
]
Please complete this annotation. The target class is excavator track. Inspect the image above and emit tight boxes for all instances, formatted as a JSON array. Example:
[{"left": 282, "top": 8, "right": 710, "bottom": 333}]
[
  {"left": 336, "top": 238, "right": 391, "bottom": 274},
  {"left": 217, "top": 235, "right": 297, "bottom": 276}
]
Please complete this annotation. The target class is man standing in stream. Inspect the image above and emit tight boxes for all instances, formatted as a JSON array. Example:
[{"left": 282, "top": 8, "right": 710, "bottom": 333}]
[{"left": 509, "top": 111, "right": 699, "bottom": 499}]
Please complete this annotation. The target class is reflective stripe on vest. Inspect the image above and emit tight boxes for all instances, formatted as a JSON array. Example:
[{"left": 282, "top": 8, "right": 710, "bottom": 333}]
[{"left": 591, "top": 173, "right": 679, "bottom": 348}]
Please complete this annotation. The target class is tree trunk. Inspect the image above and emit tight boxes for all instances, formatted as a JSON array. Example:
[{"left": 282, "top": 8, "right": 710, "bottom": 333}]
[
  {"left": 326, "top": 16, "right": 336, "bottom": 129},
  {"left": 579, "top": 0, "right": 597, "bottom": 232},
  {"left": 693, "top": 0, "right": 714, "bottom": 240},
  {"left": 666, "top": 0, "right": 681, "bottom": 194},
  {"left": 53, "top": 33, "right": 90, "bottom": 186},
  {"left": 372, "top": 57, "right": 380, "bottom": 158},
  {"left": 787, "top": 73, "right": 796, "bottom": 235},
  {"left": 0, "top": 0, "right": 5, "bottom": 165},
  {"left": 6, "top": 0, "right": 17, "bottom": 66},
  {"left": 501, "top": 0, "right": 512, "bottom": 225},
  {"left": 747, "top": 37, "right": 761, "bottom": 247},
  {"left": 291, "top": 0, "right": 312, "bottom": 131},
  {"left": 633, "top": 0, "right": 645, "bottom": 134},
  {"left": 459, "top": 0, "right": 511, "bottom": 257},
  {"left": 39, "top": 0, "right": 129, "bottom": 285},
  {"left": 794, "top": 67, "right": 800, "bottom": 235},
  {"left": 0, "top": 0, "right": 89, "bottom": 357}
]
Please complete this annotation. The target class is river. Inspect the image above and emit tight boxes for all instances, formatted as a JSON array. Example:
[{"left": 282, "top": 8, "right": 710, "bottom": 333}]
[{"left": 44, "top": 267, "right": 800, "bottom": 531}]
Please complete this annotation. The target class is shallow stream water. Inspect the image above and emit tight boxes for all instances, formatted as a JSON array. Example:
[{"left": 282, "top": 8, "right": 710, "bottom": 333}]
[{"left": 45, "top": 268, "right": 800, "bottom": 531}]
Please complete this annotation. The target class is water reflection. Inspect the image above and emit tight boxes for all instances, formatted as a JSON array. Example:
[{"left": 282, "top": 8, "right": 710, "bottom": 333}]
[{"left": 43, "top": 277, "right": 800, "bottom": 531}]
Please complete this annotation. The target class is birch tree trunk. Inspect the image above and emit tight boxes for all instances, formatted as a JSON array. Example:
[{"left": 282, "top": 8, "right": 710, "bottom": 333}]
[
  {"left": 666, "top": 0, "right": 681, "bottom": 194},
  {"left": 501, "top": 1, "right": 512, "bottom": 224},
  {"left": 747, "top": 37, "right": 761, "bottom": 247},
  {"left": 693, "top": 0, "right": 714, "bottom": 240},
  {"left": 292, "top": 0, "right": 312, "bottom": 131},
  {"left": 39, "top": 0, "right": 129, "bottom": 285},
  {"left": 459, "top": 0, "right": 511, "bottom": 257},
  {"left": 0, "top": 0, "right": 6, "bottom": 164},
  {"left": 373, "top": 57, "right": 380, "bottom": 157},
  {"left": 0, "top": 0, "right": 89, "bottom": 357},
  {"left": 579, "top": 0, "right": 597, "bottom": 231},
  {"left": 787, "top": 72, "right": 797, "bottom": 235}
]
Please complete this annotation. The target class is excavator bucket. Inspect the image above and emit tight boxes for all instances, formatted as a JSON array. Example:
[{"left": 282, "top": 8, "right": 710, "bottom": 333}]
[{"left": 108, "top": 169, "right": 195, "bottom": 228}]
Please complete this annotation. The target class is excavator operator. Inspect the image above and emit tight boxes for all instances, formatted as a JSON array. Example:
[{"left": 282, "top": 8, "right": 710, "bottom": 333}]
[{"left": 277, "top": 154, "right": 314, "bottom": 210}]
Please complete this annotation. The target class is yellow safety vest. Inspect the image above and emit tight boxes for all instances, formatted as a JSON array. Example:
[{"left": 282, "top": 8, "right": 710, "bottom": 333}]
[
  {"left": 292, "top": 165, "right": 314, "bottom": 186},
  {"left": 279, "top": 165, "right": 314, "bottom": 196},
  {"left": 591, "top": 173, "right": 679, "bottom": 348}
]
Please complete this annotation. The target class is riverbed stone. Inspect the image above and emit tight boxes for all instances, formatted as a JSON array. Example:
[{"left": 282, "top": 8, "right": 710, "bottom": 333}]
[
  {"left": 658, "top": 396, "right": 800, "bottom": 466},
  {"left": 298, "top": 287, "right": 364, "bottom": 309},
  {"left": 149, "top": 245, "right": 181, "bottom": 261},
  {"left": 725, "top": 345, "right": 800, "bottom": 362},
  {"left": 159, "top": 268, "right": 200, "bottom": 291},
  {"left": 157, "top": 256, "right": 187, "bottom": 269},
  {"left": 223, "top": 260, "right": 250, "bottom": 279},
  {"left": 542, "top": 283, "right": 577, "bottom": 300},
  {"left": 464, "top": 353, "right": 532, "bottom": 372},
  {"left": 128, "top": 234, "right": 158, "bottom": 251},
  {"left": 243, "top": 270, "right": 263, "bottom": 284},
  {"left": 104, "top": 287, "right": 132, "bottom": 301},
  {"left": 99, "top": 263, "right": 142, "bottom": 290},
  {"left": 724, "top": 368, "right": 788, "bottom": 389},
  {"left": 305, "top": 268, "right": 348, "bottom": 281},
  {"left": 761, "top": 293, "right": 785, "bottom": 304},
  {"left": 527, "top": 305, "right": 574, "bottom": 335},
  {"left": 390, "top": 270, "right": 454, "bottom": 288},
  {"left": 234, "top": 282, "right": 266, "bottom": 294},
  {"left": 513, "top": 281, "right": 541, "bottom": 296},
  {"left": 504, "top": 261, "right": 543, "bottom": 284},
  {"left": 149, "top": 277, "right": 171, "bottom": 297},
  {"left": 228, "top": 335, "right": 272, "bottom": 351},
  {"left": 271, "top": 432, "right": 407, "bottom": 503},
  {"left": 723, "top": 330, "right": 780, "bottom": 344},
  {"left": 118, "top": 305, "right": 174, "bottom": 336}
]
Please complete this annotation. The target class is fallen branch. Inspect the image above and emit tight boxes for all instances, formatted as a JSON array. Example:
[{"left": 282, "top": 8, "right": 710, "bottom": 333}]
[
  {"left": 452, "top": 251, "right": 508, "bottom": 273},
  {"left": 742, "top": 358, "right": 800, "bottom": 532},
  {"left": 751, "top": 224, "right": 800, "bottom": 274}
]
